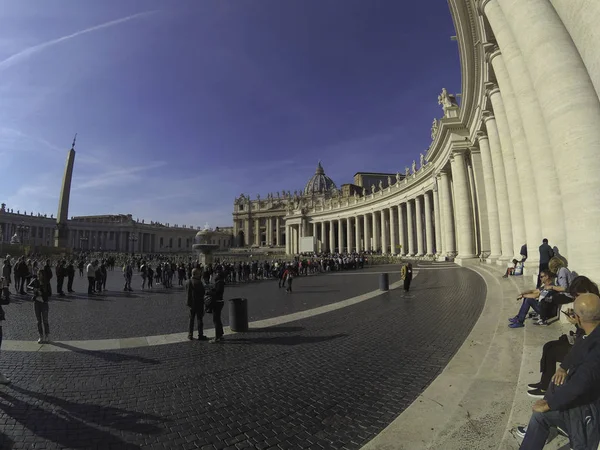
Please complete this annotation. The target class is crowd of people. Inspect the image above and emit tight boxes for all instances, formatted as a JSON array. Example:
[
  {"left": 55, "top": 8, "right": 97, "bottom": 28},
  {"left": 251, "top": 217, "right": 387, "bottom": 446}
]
[{"left": 503, "top": 239, "right": 600, "bottom": 449}]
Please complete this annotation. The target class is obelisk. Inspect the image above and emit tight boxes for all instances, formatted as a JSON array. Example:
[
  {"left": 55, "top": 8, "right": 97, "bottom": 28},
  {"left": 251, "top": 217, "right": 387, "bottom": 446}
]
[{"left": 54, "top": 135, "right": 76, "bottom": 248}]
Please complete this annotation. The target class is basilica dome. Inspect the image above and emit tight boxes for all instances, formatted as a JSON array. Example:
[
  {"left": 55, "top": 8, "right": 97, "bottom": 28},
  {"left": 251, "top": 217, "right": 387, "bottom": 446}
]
[{"left": 304, "top": 162, "right": 337, "bottom": 195}]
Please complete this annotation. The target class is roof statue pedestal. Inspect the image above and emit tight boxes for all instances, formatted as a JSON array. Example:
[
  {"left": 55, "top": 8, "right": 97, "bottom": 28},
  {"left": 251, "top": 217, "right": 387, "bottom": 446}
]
[
  {"left": 303, "top": 162, "right": 337, "bottom": 196},
  {"left": 438, "top": 88, "right": 459, "bottom": 119},
  {"left": 193, "top": 228, "right": 220, "bottom": 266}
]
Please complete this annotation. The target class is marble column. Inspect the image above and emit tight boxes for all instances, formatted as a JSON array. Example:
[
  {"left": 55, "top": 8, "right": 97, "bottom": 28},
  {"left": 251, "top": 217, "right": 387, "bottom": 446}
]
[
  {"left": 483, "top": 113, "right": 513, "bottom": 260},
  {"left": 469, "top": 150, "right": 489, "bottom": 255},
  {"left": 398, "top": 203, "right": 407, "bottom": 256},
  {"left": 337, "top": 219, "right": 344, "bottom": 253},
  {"left": 285, "top": 225, "right": 290, "bottom": 254},
  {"left": 549, "top": 0, "right": 600, "bottom": 100},
  {"left": 275, "top": 217, "right": 281, "bottom": 246},
  {"left": 329, "top": 220, "right": 335, "bottom": 253},
  {"left": 497, "top": 0, "right": 600, "bottom": 277},
  {"left": 450, "top": 152, "right": 476, "bottom": 259},
  {"left": 254, "top": 218, "right": 260, "bottom": 246},
  {"left": 389, "top": 207, "right": 397, "bottom": 255},
  {"left": 433, "top": 184, "right": 443, "bottom": 256},
  {"left": 346, "top": 217, "right": 353, "bottom": 253},
  {"left": 487, "top": 86, "right": 525, "bottom": 256},
  {"left": 364, "top": 214, "right": 371, "bottom": 252},
  {"left": 406, "top": 200, "right": 415, "bottom": 256},
  {"left": 415, "top": 196, "right": 424, "bottom": 256},
  {"left": 371, "top": 212, "right": 379, "bottom": 252},
  {"left": 489, "top": 51, "right": 542, "bottom": 260},
  {"left": 476, "top": 133, "right": 502, "bottom": 261},
  {"left": 355, "top": 216, "right": 362, "bottom": 252},
  {"left": 483, "top": 0, "right": 565, "bottom": 259},
  {"left": 380, "top": 210, "right": 388, "bottom": 254},
  {"left": 439, "top": 171, "right": 456, "bottom": 254},
  {"left": 424, "top": 192, "right": 434, "bottom": 255},
  {"left": 320, "top": 222, "right": 326, "bottom": 252}
]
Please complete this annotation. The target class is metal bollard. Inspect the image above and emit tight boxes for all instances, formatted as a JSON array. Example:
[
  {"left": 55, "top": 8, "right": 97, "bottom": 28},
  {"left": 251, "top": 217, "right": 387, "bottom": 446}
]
[
  {"left": 379, "top": 273, "right": 389, "bottom": 291},
  {"left": 228, "top": 298, "right": 249, "bottom": 332}
]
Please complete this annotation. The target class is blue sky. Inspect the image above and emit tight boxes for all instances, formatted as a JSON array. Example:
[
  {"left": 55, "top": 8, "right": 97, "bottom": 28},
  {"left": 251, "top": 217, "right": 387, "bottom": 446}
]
[{"left": 0, "top": 0, "right": 460, "bottom": 228}]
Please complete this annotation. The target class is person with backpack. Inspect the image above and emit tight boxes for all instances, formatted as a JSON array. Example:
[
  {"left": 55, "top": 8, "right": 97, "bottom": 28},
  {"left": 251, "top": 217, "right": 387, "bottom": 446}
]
[{"left": 186, "top": 268, "right": 208, "bottom": 341}]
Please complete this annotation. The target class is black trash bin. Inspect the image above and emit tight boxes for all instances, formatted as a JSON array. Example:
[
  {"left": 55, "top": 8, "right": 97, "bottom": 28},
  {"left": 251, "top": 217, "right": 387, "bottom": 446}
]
[
  {"left": 379, "top": 273, "right": 389, "bottom": 291},
  {"left": 229, "top": 298, "right": 249, "bottom": 332}
]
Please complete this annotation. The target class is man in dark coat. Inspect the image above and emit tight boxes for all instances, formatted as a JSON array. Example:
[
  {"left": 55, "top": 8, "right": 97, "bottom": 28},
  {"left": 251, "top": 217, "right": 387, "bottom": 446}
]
[
  {"left": 66, "top": 260, "right": 75, "bottom": 293},
  {"left": 210, "top": 267, "right": 225, "bottom": 343},
  {"left": 186, "top": 268, "right": 208, "bottom": 341},
  {"left": 520, "top": 293, "right": 600, "bottom": 449}
]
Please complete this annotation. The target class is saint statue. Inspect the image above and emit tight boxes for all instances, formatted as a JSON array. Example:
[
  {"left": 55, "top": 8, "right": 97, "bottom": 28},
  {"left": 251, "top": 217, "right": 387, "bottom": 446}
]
[
  {"left": 387, "top": 176, "right": 392, "bottom": 187},
  {"left": 412, "top": 160, "right": 417, "bottom": 174},
  {"left": 257, "top": 194, "right": 260, "bottom": 201},
  {"left": 431, "top": 118, "right": 439, "bottom": 140},
  {"left": 438, "top": 88, "right": 459, "bottom": 117},
  {"left": 420, "top": 153, "right": 425, "bottom": 168},
  {"left": 396, "top": 172, "right": 401, "bottom": 183},
  {"left": 378, "top": 180, "right": 383, "bottom": 191},
  {"left": 362, "top": 187, "right": 367, "bottom": 196},
  {"left": 405, "top": 166, "right": 410, "bottom": 177},
  {"left": 371, "top": 184, "right": 376, "bottom": 194}
]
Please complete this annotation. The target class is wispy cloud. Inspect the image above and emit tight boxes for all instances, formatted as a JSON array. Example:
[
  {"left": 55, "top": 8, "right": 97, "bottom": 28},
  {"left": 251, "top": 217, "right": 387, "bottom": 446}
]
[
  {"left": 73, "top": 161, "right": 167, "bottom": 190},
  {"left": 0, "top": 10, "right": 158, "bottom": 72}
]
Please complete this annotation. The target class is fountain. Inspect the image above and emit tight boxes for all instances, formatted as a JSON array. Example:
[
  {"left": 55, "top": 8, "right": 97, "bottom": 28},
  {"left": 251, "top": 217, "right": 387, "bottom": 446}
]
[{"left": 192, "top": 225, "right": 220, "bottom": 266}]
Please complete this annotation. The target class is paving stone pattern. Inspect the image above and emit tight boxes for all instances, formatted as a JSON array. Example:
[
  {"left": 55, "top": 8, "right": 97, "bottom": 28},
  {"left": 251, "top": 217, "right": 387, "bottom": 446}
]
[
  {"left": 0, "top": 263, "right": 485, "bottom": 449},
  {"left": 2, "top": 266, "right": 401, "bottom": 341}
]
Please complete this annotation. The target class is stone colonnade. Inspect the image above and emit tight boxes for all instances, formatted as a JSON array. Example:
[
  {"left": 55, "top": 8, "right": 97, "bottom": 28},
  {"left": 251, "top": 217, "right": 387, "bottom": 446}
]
[{"left": 283, "top": 0, "right": 600, "bottom": 282}]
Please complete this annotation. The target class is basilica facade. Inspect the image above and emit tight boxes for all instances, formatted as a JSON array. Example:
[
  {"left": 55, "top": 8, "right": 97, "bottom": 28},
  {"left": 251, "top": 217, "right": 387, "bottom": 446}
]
[{"left": 233, "top": 0, "right": 600, "bottom": 282}]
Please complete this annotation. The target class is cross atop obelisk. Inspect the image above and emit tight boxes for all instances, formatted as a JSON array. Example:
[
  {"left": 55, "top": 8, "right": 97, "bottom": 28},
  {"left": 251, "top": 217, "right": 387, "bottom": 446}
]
[{"left": 54, "top": 135, "right": 77, "bottom": 248}]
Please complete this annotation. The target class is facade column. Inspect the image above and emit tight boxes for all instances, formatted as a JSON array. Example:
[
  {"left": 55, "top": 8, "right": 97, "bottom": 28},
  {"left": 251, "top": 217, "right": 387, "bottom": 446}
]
[
  {"left": 329, "top": 220, "right": 335, "bottom": 253},
  {"left": 275, "top": 217, "right": 281, "bottom": 246},
  {"left": 389, "top": 207, "right": 397, "bottom": 255},
  {"left": 355, "top": 216, "right": 362, "bottom": 252},
  {"left": 549, "top": 0, "right": 600, "bottom": 100},
  {"left": 380, "top": 210, "right": 388, "bottom": 254},
  {"left": 496, "top": 0, "right": 600, "bottom": 277},
  {"left": 363, "top": 214, "right": 371, "bottom": 252},
  {"left": 433, "top": 184, "right": 443, "bottom": 256},
  {"left": 487, "top": 86, "right": 525, "bottom": 256},
  {"left": 320, "top": 221, "right": 327, "bottom": 252},
  {"left": 476, "top": 133, "right": 502, "bottom": 261},
  {"left": 398, "top": 203, "right": 406, "bottom": 256},
  {"left": 488, "top": 52, "right": 542, "bottom": 261},
  {"left": 406, "top": 200, "right": 415, "bottom": 256},
  {"left": 483, "top": 113, "right": 513, "bottom": 260},
  {"left": 424, "top": 192, "right": 434, "bottom": 256},
  {"left": 483, "top": 2, "right": 566, "bottom": 261},
  {"left": 285, "top": 225, "right": 290, "bottom": 255},
  {"left": 469, "top": 149, "right": 490, "bottom": 255},
  {"left": 439, "top": 171, "right": 456, "bottom": 255},
  {"left": 450, "top": 152, "right": 476, "bottom": 259},
  {"left": 346, "top": 217, "right": 353, "bottom": 253},
  {"left": 266, "top": 218, "right": 271, "bottom": 246},
  {"left": 253, "top": 218, "right": 259, "bottom": 246},
  {"left": 371, "top": 212, "right": 379, "bottom": 252},
  {"left": 337, "top": 219, "right": 344, "bottom": 253},
  {"left": 415, "top": 196, "right": 424, "bottom": 256}
]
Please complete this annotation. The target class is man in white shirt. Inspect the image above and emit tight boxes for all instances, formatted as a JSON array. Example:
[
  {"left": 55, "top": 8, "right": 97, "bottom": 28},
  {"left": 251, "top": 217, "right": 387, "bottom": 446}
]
[{"left": 86, "top": 260, "right": 96, "bottom": 295}]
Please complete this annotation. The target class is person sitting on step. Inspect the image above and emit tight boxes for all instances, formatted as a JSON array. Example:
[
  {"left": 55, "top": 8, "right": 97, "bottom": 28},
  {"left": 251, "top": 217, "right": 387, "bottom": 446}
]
[{"left": 509, "top": 270, "right": 555, "bottom": 329}]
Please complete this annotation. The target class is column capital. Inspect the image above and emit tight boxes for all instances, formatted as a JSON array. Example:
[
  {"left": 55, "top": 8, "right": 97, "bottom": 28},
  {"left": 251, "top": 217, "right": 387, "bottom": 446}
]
[
  {"left": 479, "top": 0, "right": 493, "bottom": 15},
  {"left": 482, "top": 110, "right": 495, "bottom": 122},
  {"left": 485, "top": 46, "right": 501, "bottom": 63},
  {"left": 469, "top": 146, "right": 481, "bottom": 155},
  {"left": 476, "top": 130, "right": 489, "bottom": 141},
  {"left": 485, "top": 82, "right": 500, "bottom": 97}
]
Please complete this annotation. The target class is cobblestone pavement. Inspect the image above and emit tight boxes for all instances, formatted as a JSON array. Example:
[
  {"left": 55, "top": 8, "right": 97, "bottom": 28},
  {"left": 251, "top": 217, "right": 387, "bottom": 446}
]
[
  {"left": 0, "top": 263, "right": 485, "bottom": 449},
  {"left": 2, "top": 266, "right": 401, "bottom": 341}
]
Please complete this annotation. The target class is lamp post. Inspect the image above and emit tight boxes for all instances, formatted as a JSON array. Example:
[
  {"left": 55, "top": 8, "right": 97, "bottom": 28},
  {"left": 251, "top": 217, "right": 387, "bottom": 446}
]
[
  {"left": 16, "top": 222, "right": 29, "bottom": 255},
  {"left": 129, "top": 234, "right": 138, "bottom": 256}
]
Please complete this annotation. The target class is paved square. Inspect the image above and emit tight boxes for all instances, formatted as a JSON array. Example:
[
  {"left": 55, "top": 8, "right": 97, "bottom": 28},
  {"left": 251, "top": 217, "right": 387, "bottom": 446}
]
[{"left": 0, "top": 263, "right": 485, "bottom": 449}]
